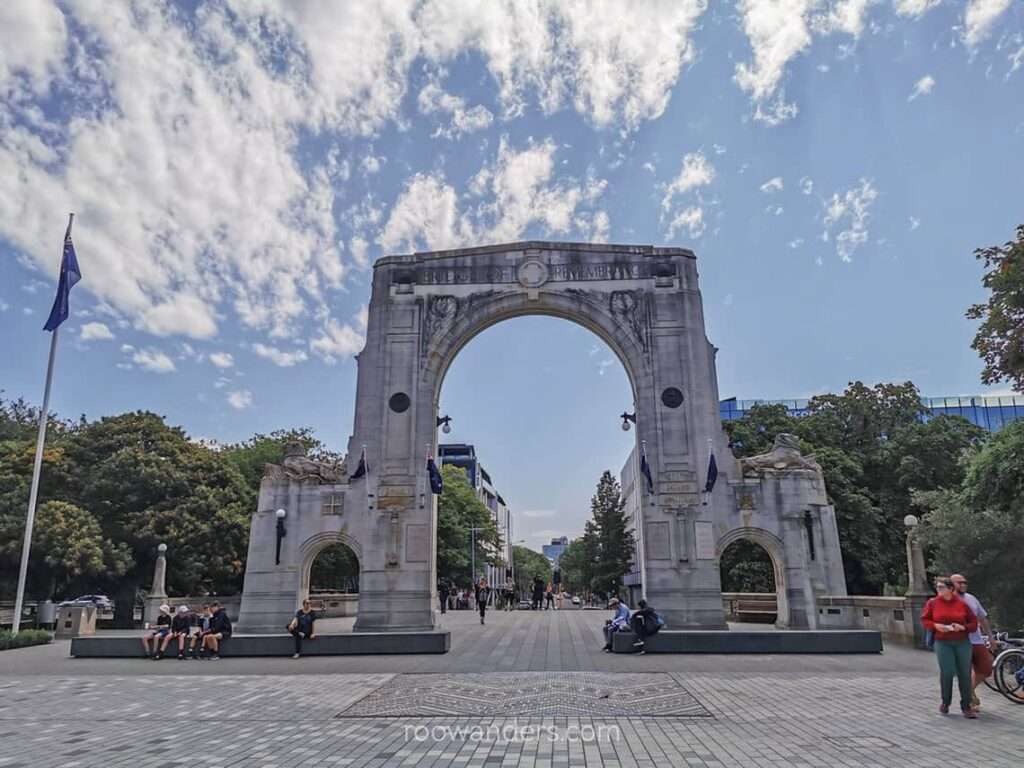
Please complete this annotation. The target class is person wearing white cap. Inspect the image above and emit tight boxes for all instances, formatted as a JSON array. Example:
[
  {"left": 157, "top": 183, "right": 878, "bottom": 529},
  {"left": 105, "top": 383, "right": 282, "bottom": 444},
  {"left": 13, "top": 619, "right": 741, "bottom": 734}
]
[
  {"left": 142, "top": 604, "right": 172, "bottom": 658},
  {"left": 160, "top": 605, "right": 194, "bottom": 660}
]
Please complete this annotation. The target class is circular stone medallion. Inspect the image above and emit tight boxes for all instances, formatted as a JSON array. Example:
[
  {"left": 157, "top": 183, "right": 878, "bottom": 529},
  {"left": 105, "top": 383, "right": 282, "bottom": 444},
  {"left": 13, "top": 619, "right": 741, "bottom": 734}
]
[
  {"left": 517, "top": 259, "right": 549, "bottom": 289},
  {"left": 388, "top": 392, "right": 411, "bottom": 413},
  {"left": 661, "top": 387, "right": 684, "bottom": 408}
]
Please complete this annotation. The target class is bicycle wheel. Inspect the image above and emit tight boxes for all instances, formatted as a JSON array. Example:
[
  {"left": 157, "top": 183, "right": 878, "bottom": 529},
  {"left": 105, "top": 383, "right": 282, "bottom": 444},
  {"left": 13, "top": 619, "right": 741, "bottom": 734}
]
[{"left": 994, "top": 649, "right": 1024, "bottom": 704}]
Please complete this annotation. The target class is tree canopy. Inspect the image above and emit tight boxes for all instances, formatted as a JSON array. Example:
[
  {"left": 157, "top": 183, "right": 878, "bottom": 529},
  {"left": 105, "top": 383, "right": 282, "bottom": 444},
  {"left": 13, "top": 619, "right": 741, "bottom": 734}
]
[
  {"left": 435, "top": 464, "right": 501, "bottom": 588},
  {"left": 967, "top": 224, "right": 1024, "bottom": 393}
]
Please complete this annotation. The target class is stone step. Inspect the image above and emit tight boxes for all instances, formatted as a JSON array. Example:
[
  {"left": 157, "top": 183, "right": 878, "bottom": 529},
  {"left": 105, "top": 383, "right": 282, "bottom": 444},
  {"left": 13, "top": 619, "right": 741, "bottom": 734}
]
[
  {"left": 611, "top": 629, "right": 882, "bottom": 654},
  {"left": 70, "top": 631, "right": 450, "bottom": 658}
]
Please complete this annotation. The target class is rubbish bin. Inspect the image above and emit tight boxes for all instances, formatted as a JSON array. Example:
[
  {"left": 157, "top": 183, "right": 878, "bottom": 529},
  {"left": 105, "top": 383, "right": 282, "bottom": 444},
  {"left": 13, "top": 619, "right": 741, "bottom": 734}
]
[
  {"left": 55, "top": 605, "right": 97, "bottom": 639},
  {"left": 38, "top": 600, "right": 56, "bottom": 628}
]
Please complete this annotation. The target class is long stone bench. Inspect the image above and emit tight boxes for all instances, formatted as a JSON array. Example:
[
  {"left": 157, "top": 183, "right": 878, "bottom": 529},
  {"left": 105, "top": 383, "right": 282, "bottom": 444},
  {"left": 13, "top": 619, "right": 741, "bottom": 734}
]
[
  {"left": 611, "top": 629, "right": 882, "bottom": 654},
  {"left": 70, "top": 631, "right": 450, "bottom": 658}
]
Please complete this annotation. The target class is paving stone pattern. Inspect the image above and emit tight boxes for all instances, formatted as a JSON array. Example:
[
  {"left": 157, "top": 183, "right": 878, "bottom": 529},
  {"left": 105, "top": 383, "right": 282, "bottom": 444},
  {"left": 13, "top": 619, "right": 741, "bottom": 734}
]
[{"left": 338, "top": 672, "right": 712, "bottom": 718}]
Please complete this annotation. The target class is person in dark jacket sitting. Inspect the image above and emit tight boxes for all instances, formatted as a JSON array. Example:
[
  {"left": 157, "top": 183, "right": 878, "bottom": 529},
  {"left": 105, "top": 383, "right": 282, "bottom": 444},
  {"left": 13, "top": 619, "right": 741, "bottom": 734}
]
[
  {"left": 630, "top": 599, "right": 661, "bottom": 654},
  {"left": 288, "top": 599, "right": 318, "bottom": 658},
  {"left": 201, "top": 602, "right": 232, "bottom": 660}
]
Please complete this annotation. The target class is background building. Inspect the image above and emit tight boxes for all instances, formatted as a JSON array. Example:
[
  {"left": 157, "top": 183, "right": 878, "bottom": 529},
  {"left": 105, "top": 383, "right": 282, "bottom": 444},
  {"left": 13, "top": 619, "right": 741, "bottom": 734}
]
[
  {"left": 439, "top": 443, "right": 513, "bottom": 588},
  {"left": 720, "top": 394, "right": 1024, "bottom": 432},
  {"left": 542, "top": 536, "right": 570, "bottom": 565},
  {"left": 619, "top": 447, "right": 643, "bottom": 606}
]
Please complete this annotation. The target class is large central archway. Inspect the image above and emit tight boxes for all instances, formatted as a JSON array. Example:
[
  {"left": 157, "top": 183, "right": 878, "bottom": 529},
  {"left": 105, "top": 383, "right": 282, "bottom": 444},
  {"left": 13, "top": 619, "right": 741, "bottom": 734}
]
[{"left": 237, "top": 241, "right": 849, "bottom": 634}]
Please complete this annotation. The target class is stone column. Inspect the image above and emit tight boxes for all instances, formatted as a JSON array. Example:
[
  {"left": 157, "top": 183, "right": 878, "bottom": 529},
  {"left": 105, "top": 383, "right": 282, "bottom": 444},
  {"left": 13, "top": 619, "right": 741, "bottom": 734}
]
[
  {"left": 903, "top": 515, "right": 932, "bottom": 648},
  {"left": 143, "top": 543, "right": 168, "bottom": 625}
]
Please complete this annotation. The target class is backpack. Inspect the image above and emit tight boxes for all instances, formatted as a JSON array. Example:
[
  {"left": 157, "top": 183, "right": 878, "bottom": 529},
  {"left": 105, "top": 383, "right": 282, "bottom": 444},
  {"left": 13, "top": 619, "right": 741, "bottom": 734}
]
[{"left": 654, "top": 612, "right": 665, "bottom": 628}]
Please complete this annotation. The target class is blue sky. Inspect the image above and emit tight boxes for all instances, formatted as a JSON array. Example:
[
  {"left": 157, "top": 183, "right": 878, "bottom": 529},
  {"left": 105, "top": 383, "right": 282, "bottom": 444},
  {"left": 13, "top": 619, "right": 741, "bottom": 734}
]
[{"left": 1, "top": 1, "right": 1022, "bottom": 549}]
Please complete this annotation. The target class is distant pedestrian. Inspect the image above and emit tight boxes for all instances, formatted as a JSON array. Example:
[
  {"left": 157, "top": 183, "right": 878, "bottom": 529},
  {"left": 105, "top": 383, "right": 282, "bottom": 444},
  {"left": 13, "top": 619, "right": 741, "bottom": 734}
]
[
  {"left": 921, "top": 578, "right": 978, "bottom": 718},
  {"left": 287, "top": 599, "right": 318, "bottom": 658},
  {"left": 201, "top": 601, "right": 232, "bottom": 660},
  {"left": 476, "top": 577, "right": 489, "bottom": 625},
  {"left": 438, "top": 580, "right": 450, "bottom": 615},
  {"left": 951, "top": 573, "right": 995, "bottom": 709},
  {"left": 532, "top": 577, "right": 545, "bottom": 610},
  {"left": 545, "top": 583, "right": 555, "bottom": 610},
  {"left": 504, "top": 577, "right": 515, "bottom": 611},
  {"left": 602, "top": 598, "right": 631, "bottom": 652},
  {"left": 141, "top": 604, "right": 172, "bottom": 658},
  {"left": 629, "top": 599, "right": 662, "bottom": 654}
]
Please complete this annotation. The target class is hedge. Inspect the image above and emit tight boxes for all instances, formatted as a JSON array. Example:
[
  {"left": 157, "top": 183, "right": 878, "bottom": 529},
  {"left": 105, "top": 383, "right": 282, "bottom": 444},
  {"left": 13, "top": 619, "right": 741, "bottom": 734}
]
[{"left": 0, "top": 629, "right": 53, "bottom": 651}]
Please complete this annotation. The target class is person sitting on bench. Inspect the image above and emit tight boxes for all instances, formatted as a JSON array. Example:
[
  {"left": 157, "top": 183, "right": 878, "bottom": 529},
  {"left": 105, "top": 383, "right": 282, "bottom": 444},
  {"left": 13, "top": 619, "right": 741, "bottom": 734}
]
[
  {"left": 201, "top": 602, "right": 232, "bottom": 660},
  {"left": 189, "top": 604, "right": 212, "bottom": 659},
  {"left": 630, "top": 599, "right": 662, "bottom": 654},
  {"left": 142, "top": 604, "right": 172, "bottom": 658},
  {"left": 159, "top": 605, "right": 193, "bottom": 659},
  {"left": 287, "top": 599, "right": 318, "bottom": 658},
  {"left": 602, "top": 598, "right": 631, "bottom": 652}
]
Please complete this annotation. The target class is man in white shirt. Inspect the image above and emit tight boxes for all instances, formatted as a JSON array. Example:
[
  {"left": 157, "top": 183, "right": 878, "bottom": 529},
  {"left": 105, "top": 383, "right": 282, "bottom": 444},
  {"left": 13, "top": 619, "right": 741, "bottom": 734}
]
[{"left": 951, "top": 573, "right": 994, "bottom": 709}]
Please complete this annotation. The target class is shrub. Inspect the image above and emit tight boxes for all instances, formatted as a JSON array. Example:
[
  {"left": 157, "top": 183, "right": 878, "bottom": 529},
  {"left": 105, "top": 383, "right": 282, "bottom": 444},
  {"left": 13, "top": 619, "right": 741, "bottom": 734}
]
[{"left": 0, "top": 629, "right": 53, "bottom": 651}]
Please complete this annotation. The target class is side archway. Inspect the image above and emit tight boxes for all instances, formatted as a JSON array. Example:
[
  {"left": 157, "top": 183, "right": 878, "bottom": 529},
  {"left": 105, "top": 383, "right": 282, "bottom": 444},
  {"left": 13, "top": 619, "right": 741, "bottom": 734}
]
[
  {"left": 297, "top": 532, "right": 364, "bottom": 609},
  {"left": 717, "top": 527, "right": 791, "bottom": 629}
]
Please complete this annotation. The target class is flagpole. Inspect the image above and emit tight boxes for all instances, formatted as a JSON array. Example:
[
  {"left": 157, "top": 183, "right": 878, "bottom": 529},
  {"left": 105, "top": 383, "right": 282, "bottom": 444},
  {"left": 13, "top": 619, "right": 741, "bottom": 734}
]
[
  {"left": 11, "top": 327, "right": 59, "bottom": 634},
  {"left": 637, "top": 441, "right": 647, "bottom": 603},
  {"left": 702, "top": 437, "right": 713, "bottom": 506}
]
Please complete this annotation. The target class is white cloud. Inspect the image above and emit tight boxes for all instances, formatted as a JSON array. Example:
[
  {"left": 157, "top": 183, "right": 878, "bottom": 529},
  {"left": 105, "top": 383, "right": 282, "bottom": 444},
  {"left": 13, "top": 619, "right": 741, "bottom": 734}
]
[
  {"left": 213, "top": 376, "right": 231, "bottom": 389},
  {"left": 660, "top": 151, "right": 714, "bottom": 240},
  {"left": 310, "top": 306, "right": 368, "bottom": 365},
  {"left": 713, "top": 143, "right": 727, "bottom": 155},
  {"left": 120, "top": 343, "right": 134, "bottom": 353},
  {"left": 908, "top": 74, "right": 935, "bottom": 101},
  {"left": 520, "top": 509, "right": 556, "bottom": 518},
  {"left": 418, "top": 81, "right": 494, "bottom": 139},
  {"left": 822, "top": 178, "right": 879, "bottom": 261},
  {"left": 735, "top": 0, "right": 880, "bottom": 123},
  {"left": 227, "top": 390, "right": 253, "bottom": 410},
  {"left": 1009, "top": 43, "right": 1024, "bottom": 78},
  {"left": 909, "top": 216, "right": 921, "bottom": 231},
  {"left": 963, "top": 0, "right": 1012, "bottom": 47},
  {"left": 0, "top": 300, "right": 8, "bottom": 311},
  {"left": 893, "top": 0, "right": 941, "bottom": 18},
  {"left": 80, "top": 322, "right": 114, "bottom": 341},
  {"left": 360, "top": 154, "right": 385, "bottom": 175},
  {"left": 209, "top": 351, "right": 235, "bottom": 369},
  {"left": 597, "top": 358, "right": 616, "bottom": 376},
  {"left": 0, "top": 1, "right": 67, "bottom": 98},
  {"left": 379, "top": 136, "right": 607, "bottom": 253},
  {"left": 252, "top": 343, "right": 309, "bottom": 368},
  {"left": 789, "top": 237, "right": 805, "bottom": 248},
  {"left": 800, "top": 176, "right": 814, "bottom": 195},
  {"left": 132, "top": 348, "right": 176, "bottom": 374},
  {"left": 760, "top": 176, "right": 784, "bottom": 193},
  {"left": 642, "top": 161, "right": 656, "bottom": 173}
]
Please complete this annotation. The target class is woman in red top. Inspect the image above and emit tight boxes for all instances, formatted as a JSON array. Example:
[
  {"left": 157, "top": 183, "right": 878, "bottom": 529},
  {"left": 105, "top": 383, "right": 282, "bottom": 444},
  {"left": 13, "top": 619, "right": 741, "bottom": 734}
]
[{"left": 921, "top": 577, "right": 979, "bottom": 717}]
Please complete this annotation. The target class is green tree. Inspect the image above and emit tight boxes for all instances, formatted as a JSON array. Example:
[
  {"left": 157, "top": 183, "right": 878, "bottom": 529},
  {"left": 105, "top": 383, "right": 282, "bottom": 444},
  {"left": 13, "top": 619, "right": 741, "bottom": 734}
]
[
  {"left": 557, "top": 538, "right": 592, "bottom": 596},
  {"left": 436, "top": 464, "right": 500, "bottom": 588},
  {"left": 723, "top": 403, "right": 799, "bottom": 458},
  {"left": 967, "top": 224, "right": 1024, "bottom": 392},
  {"left": 511, "top": 544, "right": 552, "bottom": 596},
  {"left": 588, "top": 471, "right": 634, "bottom": 598}
]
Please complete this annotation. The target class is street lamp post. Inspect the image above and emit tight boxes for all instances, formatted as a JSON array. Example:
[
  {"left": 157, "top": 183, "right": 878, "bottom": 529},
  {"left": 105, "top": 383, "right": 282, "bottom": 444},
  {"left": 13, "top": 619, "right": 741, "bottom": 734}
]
[{"left": 468, "top": 527, "right": 485, "bottom": 585}]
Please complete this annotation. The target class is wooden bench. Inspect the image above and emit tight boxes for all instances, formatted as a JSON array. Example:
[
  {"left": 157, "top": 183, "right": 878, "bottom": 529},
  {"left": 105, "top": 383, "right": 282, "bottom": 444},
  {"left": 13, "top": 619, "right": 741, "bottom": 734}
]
[{"left": 730, "top": 597, "right": 778, "bottom": 623}]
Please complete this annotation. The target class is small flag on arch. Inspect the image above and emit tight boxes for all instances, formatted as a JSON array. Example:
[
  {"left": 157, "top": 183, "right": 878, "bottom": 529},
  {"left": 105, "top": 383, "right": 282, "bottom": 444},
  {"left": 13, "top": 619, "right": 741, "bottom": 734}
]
[
  {"left": 43, "top": 215, "right": 81, "bottom": 332},
  {"left": 427, "top": 455, "right": 443, "bottom": 495},
  {"left": 639, "top": 442, "right": 654, "bottom": 494},
  {"left": 350, "top": 447, "right": 367, "bottom": 480},
  {"left": 704, "top": 451, "right": 718, "bottom": 494}
]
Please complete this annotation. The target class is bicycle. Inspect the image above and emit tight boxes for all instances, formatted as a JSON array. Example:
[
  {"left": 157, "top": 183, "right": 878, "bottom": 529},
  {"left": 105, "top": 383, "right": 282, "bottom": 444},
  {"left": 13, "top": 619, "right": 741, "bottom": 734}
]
[{"left": 989, "top": 632, "right": 1024, "bottom": 704}]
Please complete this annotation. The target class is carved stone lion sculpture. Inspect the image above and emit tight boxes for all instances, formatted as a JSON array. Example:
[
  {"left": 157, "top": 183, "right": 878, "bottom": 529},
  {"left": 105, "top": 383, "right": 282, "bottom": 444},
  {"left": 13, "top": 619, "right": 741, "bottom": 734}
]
[
  {"left": 739, "top": 433, "right": 821, "bottom": 476},
  {"left": 263, "top": 441, "right": 346, "bottom": 484}
]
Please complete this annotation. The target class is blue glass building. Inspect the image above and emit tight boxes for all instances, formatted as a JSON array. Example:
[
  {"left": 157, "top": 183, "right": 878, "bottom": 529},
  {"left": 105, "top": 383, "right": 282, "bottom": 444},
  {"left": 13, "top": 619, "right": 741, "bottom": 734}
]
[{"left": 719, "top": 395, "right": 1024, "bottom": 432}]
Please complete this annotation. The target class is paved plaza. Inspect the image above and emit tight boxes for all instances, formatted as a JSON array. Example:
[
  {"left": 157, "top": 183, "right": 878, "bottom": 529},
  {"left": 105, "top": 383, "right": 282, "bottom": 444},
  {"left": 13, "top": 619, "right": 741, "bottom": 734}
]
[{"left": 0, "top": 609, "right": 1022, "bottom": 767}]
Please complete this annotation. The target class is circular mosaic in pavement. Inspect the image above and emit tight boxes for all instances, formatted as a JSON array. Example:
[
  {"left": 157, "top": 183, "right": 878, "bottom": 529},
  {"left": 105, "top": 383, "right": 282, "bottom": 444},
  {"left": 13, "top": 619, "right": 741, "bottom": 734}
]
[{"left": 336, "top": 672, "right": 712, "bottom": 718}]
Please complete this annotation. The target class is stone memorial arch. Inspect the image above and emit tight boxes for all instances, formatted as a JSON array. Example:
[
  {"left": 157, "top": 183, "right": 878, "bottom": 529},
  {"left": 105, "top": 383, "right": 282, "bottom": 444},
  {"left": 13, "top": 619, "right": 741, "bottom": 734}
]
[{"left": 237, "top": 242, "right": 847, "bottom": 634}]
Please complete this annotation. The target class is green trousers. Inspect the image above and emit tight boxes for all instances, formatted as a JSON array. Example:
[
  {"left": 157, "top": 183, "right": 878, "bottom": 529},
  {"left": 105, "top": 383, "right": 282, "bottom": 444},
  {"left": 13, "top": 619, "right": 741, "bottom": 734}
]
[{"left": 934, "top": 639, "right": 973, "bottom": 710}]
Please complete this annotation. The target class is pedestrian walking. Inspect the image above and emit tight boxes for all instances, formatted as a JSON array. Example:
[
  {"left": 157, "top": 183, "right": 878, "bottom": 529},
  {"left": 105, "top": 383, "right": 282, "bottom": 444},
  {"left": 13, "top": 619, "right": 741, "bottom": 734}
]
[
  {"left": 504, "top": 577, "right": 515, "bottom": 611},
  {"left": 476, "top": 577, "right": 489, "bottom": 625},
  {"left": 531, "top": 577, "right": 545, "bottom": 610},
  {"left": 921, "top": 577, "right": 978, "bottom": 718},
  {"left": 438, "top": 579, "right": 450, "bottom": 615},
  {"left": 951, "top": 573, "right": 995, "bottom": 709},
  {"left": 545, "top": 583, "right": 555, "bottom": 610}
]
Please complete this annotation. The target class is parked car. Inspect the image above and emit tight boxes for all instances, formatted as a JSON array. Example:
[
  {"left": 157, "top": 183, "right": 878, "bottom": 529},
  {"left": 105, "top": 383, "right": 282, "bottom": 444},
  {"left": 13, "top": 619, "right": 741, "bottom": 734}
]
[
  {"left": 59, "top": 594, "right": 114, "bottom": 612},
  {"left": 571, "top": 596, "right": 581, "bottom": 606}
]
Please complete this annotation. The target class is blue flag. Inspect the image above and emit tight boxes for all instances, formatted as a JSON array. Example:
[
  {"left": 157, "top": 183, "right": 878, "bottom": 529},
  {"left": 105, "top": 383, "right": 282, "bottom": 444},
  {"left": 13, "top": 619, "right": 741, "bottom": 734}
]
[
  {"left": 704, "top": 452, "right": 718, "bottom": 494},
  {"left": 43, "top": 216, "right": 81, "bottom": 332},
  {"left": 427, "top": 457, "right": 443, "bottom": 495},
  {"left": 640, "top": 446, "right": 654, "bottom": 494}
]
